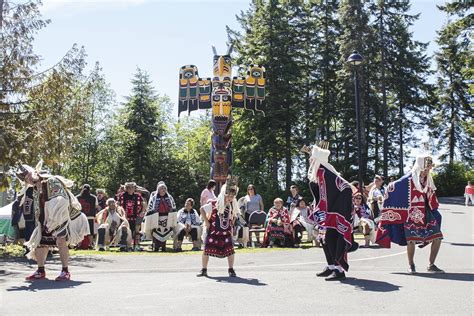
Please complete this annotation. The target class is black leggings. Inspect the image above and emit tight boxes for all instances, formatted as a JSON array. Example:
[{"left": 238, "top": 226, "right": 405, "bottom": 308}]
[
  {"left": 178, "top": 228, "right": 198, "bottom": 241},
  {"left": 98, "top": 227, "right": 128, "bottom": 246},
  {"left": 293, "top": 224, "right": 304, "bottom": 243}
]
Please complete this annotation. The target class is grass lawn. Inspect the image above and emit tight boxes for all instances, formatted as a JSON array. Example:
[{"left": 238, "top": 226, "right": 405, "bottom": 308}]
[{"left": 1, "top": 234, "right": 367, "bottom": 258}]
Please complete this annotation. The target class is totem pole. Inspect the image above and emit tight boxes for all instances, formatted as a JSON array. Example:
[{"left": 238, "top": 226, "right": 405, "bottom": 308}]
[{"left": 178, "top": 45, "right": 266, "bottom": 192}]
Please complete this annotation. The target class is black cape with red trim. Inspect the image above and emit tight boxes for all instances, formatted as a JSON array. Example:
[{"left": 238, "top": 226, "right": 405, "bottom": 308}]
[{"left": 309, "top": 165, "right": 356, "bottom": 271}]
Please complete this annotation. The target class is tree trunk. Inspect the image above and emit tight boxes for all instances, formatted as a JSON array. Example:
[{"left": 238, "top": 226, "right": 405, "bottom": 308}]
[
  {"left": 398, "top": 103, "right": 404, "bottom": 176},
  {"left": 285, "top": 104, "right": 292, "bottom": 190},
  {"left": 304, "top": 79, "right": 310, "bottom": 174},
  {"left": 0, "top": 0, "right": 4, "bottom": 31},
  {"left": 449, "top": 100, "right": 455, "bottom": 165},
  {"left": 379, "top": 6, "right": 389, "bottom": 179},
  {"left": 374, "top": 128, "right": 379, "bottom": 175},
  {"left": 272, "top": 149, "right": 278, "bottom": 188}
]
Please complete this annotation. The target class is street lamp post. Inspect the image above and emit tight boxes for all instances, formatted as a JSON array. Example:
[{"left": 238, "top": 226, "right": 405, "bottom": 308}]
[{"left": 347, "top": 51, "right": 364, "bottom": 189}]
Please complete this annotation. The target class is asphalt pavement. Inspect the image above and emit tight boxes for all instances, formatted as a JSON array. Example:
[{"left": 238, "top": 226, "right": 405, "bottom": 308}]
[{"left": 1, "top": 201, "right": 473, "bottom": 315}]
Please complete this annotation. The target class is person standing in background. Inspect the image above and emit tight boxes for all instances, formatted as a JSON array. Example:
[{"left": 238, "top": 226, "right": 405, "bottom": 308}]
[
  {"left": 465, "top": 181, "right": 474, "bottom": 206},
  {"left": 200, "top": 180, "right": 217, "bottom": 210},
  {"left": 96, "top": 189, "right": 108, "bottom": 211},
  {"left": 286, "top": 185, "right": 300, "bottom": 213}
]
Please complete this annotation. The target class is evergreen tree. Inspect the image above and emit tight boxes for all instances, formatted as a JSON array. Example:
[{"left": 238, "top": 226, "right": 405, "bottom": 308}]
[
  {"left": 118, "top": 68, "right": 162, "bottom": 187},
  {"left": 229, "top": 0, "right": 302, "bottom": 202},
  {"left": 431, "top": 2, "right": 473, "bottom": 165},
  {"left": 335, "top": 0, "right": 372, "bottom": 180},
  {"left": 367, "top": 1, "right": 434, "bottom": 177}
]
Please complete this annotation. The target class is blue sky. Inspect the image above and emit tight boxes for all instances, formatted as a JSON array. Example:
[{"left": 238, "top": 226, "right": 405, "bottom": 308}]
[
  {"left": 33, "top": 0, "right": 449, "bottom": 108},
  {"left": 31, "top": 0, "right": 455, "bottom": 171}
]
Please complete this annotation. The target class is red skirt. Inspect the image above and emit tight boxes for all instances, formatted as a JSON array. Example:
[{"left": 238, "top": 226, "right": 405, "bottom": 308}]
[{"left": 204, "top": 210, "right": 234, "bottom": 258}]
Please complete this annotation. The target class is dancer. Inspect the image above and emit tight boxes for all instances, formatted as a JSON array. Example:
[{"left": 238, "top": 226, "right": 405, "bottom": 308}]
[
  {"left": 376, "top": 154, "right": 444, "bottom": 274},
  {"left": 197, "top": 176, "right": 239, "bottom": 277},
  {"left": 17, "top": 163, "right": 89, "bottom": 281},
  {"left": 303, "top": 142, "right": 357, "bottom": 281}
]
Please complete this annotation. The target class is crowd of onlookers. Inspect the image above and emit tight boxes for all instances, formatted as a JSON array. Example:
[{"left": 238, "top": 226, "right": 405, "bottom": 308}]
[
  {"left": 69, "top": 175, "right": 394, "bottom": 252},
  {"left": 9, "top": 177, "right": 474, "bottom": 252}
]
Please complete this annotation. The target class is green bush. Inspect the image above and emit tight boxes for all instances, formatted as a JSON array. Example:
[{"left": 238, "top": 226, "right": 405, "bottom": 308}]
[{"left": 433, "top": 162, "right": 472, "bottom": 197}]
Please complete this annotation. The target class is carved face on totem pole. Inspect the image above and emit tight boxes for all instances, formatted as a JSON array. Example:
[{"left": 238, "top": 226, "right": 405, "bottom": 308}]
[
  {"left": 178, "top": 44, "right": 266, "bottom": 192},
  {"left": 210, "top": 45, "right": 233, "bottom": 184}
]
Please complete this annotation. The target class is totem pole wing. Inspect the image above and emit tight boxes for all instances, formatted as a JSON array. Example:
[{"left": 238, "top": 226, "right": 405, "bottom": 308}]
[
  {"left": 231, "top": 77, "right": 245, "bottom": 108},
  {"left": 198, "top": 77, "right": 212, "bottom": 110},
  {"left": 178, "top": 65, "right": 200, "bottom": 116},
  {"left": 243, "top": 65, "right": 266, "bottom": 113}
]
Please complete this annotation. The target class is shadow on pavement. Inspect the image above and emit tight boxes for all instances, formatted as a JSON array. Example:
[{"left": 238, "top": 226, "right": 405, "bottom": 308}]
[
  {"left": 392, "top": 272, "right": 474, "bottom": 282},
  {"left": 206, "top": 276, "right": 267, "bottom": 286},
  {"left": 438, "top": 197, "right": 466, "bottom": 206},
  {"left": 68, "top": 255, "right": 114, "bottom": 268},
  {"left": 1, "top": 255, "right": 114, "bottom": 270},
  {"left": 6, "top": 280, "right": 91, "bottom": 292},
  {"left": 446, "top": 242, "right": 474, "bottom": 247},
  {"left": 341, "top": 277, "right": 401, "bottom": 292}
]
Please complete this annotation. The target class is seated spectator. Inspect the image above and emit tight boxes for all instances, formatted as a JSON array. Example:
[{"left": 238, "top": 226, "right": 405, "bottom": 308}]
[
  {"left": 352, "top": 192, "right": 375, "bottom": 247},
  {"left": 76, "top": 184, "right": 99, "bottom": 249},
  {"left": 117, "top": 182, "right": 145, "bottom": 251},
  {"left": 144, "top": 181, "right": 177, "bottom": 252},
  {"left": 241, "top": 184, "right": 264, "bottom": 246},
  {"left": 174, "top": 198, "right": 202, "bottom": 252},
  {"left": 290, "top": 198, "right": 315, "bottom": 247},
  {"left": 96, "top": 199, "right": 132, "bottom": 251},
  {"left": 262, "top": 198, "right": 292, "bottom": 248},
  {"left": 233, "top": 197, "right": 249, "bottom": 248},
  {"left": 11, "top": 186, "right": 36, "bottom": 243}
]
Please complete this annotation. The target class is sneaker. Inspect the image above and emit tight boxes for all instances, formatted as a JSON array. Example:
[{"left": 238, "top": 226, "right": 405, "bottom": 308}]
[
  {"left": 134, "top": 246, "right": 142, "bottom": 252},
  {"left": 98, "top": 247, "right": 105, "bottom": 252},
  {"left": 55, "top": 271, "right": 71, "bottom": 281},
  {"left": 228, "top": 268, "right": 237, "bottom": 277},
  {"left": 427, "top": 264, "right": 445, "bottom": 274},
  {"left": 196, "top": 268, "right": 208, "bottom": 277},
  {"left": 191, "top": 247, "right": 200, "bottom": 251},
  {"left": 408, "top": 264, "right": 416, "bottom": 274},
  {"left": 25, "top": 270, "right": 46, "bottom": 281},
  {"left": 175, "top": 248, "right": 183, "bottom": 252},
  {"left": 325, "top": 270, "right": 346, "bottom": 281},
  {"left": 316, "top": 267, "right": 334, "bottom": 277},
  {"left": 119, "top": 247, "right": 128, "bottom": 252}
]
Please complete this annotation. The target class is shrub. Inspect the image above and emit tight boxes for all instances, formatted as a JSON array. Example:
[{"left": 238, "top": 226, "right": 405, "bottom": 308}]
[{"left": 433, "top": 162, "right": 471, "bottom": 197}]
